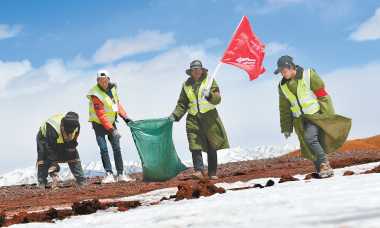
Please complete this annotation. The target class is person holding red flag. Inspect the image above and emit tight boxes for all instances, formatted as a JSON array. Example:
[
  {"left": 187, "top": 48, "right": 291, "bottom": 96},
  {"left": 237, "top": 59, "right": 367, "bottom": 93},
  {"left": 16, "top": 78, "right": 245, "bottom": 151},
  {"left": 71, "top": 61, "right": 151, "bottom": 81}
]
[
  {"left": 276, "top": 55, "right": 351, "bottom": 178},
  {"left": 169, "top": 60, "right": 229, "bottom": 180}
]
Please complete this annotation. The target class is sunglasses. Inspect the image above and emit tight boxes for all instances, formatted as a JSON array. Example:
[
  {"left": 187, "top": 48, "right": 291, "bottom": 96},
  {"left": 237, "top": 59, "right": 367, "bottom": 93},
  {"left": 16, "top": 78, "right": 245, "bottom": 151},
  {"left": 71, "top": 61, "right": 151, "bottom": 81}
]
[{"left": 191, "top": 68, "right": 202, "bottom": 71}]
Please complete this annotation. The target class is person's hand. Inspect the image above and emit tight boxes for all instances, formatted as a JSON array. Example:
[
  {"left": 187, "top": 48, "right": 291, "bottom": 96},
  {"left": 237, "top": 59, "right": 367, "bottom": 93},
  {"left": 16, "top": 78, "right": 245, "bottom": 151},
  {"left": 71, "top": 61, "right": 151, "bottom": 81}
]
[
  {"left": 169, "top": 114, "right": 174, "bottom": 119},
  {"left": 283, "top": 132, "right": 291, "bottom": 139},
  {"left": 202, "top": 88, "right": 210, "bottom": 98},
  {"left": 110, "top": 128, "right": 122, "bottom": 140},
  {"left": 123, "top": 115, "right": 134, "bottom": 124}
]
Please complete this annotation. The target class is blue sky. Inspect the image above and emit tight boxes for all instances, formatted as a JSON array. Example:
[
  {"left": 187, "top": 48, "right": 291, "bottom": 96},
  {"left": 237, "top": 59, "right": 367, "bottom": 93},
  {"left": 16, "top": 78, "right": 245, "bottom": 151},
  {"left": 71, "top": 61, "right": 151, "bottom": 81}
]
[{"left": 0, "top": 0, "right": 379, "bottom": 175}]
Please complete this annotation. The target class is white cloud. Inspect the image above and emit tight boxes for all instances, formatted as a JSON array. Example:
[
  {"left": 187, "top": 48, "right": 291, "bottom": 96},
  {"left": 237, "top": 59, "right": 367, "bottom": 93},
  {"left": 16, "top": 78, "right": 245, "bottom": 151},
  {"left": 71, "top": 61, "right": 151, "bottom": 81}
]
[
  {"left": 0, "top": 60, "right": 31, "bottom": 88},
  {"left": 265, "top": 42, "right": 289, "bottom": 56},
  {"left": 349, "top": 7, "right": 380, "bottom": 41},
  {"left": 67, "top": 54, "right": 93, "bottom": 68},
  {"left": 180, "top": 38, "right": 222, "bottom": 61},
  {"left": 92, "top": 30, "right": 175, "bottom": 63},
  {"left": 0, "top": 24, "right": 23, "bottom": 39}
]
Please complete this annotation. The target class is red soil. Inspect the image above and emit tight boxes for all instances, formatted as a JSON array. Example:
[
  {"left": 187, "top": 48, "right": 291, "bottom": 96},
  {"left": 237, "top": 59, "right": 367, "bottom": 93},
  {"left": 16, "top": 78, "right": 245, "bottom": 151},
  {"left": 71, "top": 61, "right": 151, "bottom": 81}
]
[
  {"left": 175, "top": 179, "right": 226, "bottom": 201},
  {"left": 279, "top": 174, "right": 300, "bottom": 183},
  {"left": 360, "top": 165, "right": 380, "bottom": 174},
  {"left": 282, "top": 134, "right": 380, "bottom": 157},
  {"left": 343, "top": 171, "right": 355, "bottom": 176},
  {"left": 0, "top": 150, "right": 379, "bottom": 227}
]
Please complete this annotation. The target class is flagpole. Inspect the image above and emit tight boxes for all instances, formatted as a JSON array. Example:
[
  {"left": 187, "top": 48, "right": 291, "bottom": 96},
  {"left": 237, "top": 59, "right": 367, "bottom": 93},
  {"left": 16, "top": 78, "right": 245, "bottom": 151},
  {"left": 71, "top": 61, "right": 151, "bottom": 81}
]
[{"left": 202, "top": 62, "right": 222, "bottom": 99}]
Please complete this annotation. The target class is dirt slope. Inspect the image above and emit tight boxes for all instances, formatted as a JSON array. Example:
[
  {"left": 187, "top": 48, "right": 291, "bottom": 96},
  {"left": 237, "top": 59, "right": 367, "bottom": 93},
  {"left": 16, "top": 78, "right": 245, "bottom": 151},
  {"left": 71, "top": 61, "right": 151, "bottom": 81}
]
[{"left": 281, "top": 134, "right": 380, "bottom": 157}]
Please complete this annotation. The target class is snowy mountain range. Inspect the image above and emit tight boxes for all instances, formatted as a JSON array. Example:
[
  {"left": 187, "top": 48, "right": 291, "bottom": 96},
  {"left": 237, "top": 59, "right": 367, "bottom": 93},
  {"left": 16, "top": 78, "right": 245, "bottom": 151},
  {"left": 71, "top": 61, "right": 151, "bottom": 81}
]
[{"left": 0, "top": 144, "right": 298, "bottom": 186}]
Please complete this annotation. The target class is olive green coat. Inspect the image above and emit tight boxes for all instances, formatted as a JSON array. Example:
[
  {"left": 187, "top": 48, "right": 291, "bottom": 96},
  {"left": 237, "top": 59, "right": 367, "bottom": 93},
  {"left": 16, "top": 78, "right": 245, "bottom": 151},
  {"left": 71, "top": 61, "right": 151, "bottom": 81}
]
[
  {"left": 279, "top": 66, "right": 352, "bottom": 161},
  {"left": 172, "top": 73, "right": 230, "bottom": 152}
]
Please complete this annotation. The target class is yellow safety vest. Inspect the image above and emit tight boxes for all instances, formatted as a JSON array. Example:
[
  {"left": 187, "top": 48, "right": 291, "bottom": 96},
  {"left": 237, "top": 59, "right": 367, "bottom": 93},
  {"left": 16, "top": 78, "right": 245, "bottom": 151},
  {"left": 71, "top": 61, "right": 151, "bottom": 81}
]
[
  {"left": 40, "top": 114, "right": 78, "bottom": 143},
  {"left": 279, "top": 69, "right": 320, "bottom": 117},
  {"left": 184, "top": 77, "right": 216, "bottom": 115},
  {"left": 86, "top": 84, "right": 119, "bottom": 124}
]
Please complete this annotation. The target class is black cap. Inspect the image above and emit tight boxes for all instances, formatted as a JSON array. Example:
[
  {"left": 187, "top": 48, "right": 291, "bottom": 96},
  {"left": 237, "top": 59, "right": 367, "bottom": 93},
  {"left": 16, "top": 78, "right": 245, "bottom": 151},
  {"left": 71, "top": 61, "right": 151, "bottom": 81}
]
[
  {"left": 274, "top": 55, "right": 295, "bottom": 75},
  {"left": 63, "top": 111, "right": 80, "bottom": 133}
]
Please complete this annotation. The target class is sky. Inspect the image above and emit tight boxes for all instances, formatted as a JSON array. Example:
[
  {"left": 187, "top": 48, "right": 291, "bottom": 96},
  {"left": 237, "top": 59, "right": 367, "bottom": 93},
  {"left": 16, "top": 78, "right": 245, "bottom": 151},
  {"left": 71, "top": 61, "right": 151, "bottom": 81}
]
[{"left": 0, "top": 0, "right": 379, "bottom": 175}]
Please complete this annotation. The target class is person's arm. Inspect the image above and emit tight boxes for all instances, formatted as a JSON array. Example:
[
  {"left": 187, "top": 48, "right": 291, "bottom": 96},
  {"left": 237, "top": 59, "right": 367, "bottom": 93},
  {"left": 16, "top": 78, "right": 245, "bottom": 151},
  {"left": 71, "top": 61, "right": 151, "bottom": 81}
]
[
  {"left": 205, "top": 79, "right": 221, "bottom": 105},
  {"left": 64, "top": 127, "right": 79, "bottom": 151},
  {"left": 172, "top": 86, "right": 190, "bottom": 121},
  {"left": 309, "top": 70, "right": 335, "bottom": 115},
  {"left": 45, "top": 124, "right": 59, "bottom": 169},
  {"left": 91, "top": 96, "right": 114, "bottom": 131},
  {"left": 279, "top": 86, "right": 294, "bottom": 133},
  {"left": 117, "top": 99, "right": 127, "bottom": 119}
]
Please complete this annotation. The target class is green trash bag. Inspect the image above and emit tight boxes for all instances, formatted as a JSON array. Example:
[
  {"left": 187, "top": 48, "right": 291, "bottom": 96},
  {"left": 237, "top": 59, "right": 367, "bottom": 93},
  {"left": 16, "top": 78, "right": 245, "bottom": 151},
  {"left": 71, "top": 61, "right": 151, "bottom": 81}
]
[{"left": 128, "top": 117, "right": 187, "bottom": 182}]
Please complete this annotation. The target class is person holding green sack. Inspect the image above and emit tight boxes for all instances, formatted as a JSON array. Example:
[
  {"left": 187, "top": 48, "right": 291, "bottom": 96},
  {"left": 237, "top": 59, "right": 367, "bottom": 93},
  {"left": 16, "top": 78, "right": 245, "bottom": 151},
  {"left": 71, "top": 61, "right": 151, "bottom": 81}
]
[
  {"left": 275, "top": 55, "right": 351, "bottom": 178},
  {"left": 169, "top": 60, "right": 229, "bottom": 180}
]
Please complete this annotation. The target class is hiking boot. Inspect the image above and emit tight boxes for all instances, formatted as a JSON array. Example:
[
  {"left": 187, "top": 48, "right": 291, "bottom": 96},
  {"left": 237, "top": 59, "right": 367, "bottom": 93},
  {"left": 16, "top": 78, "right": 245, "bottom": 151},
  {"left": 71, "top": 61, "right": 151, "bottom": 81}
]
[
  {"left": 209, "top": 172, "right": 218, "bottom": 180},
  {"left": 117, "top": 171, "right": 133, "bottom": 182},
  {"left": 76, "top": 178, "right": 87, "bottom": 186},
  {"left": 102, "top": 172, "right": 116, "bottom": 183},
  {"left": 191, "top": 171, "right": 204, "bottom": 180},
  {"left": 319, "top": 162, "right": 334, "bottom": 178},
  {"left": 50, "top": 172, "right": 61, "bottom": 189},
  {"left": 37, "top": 180, "right": 47, "bottom": 189}
]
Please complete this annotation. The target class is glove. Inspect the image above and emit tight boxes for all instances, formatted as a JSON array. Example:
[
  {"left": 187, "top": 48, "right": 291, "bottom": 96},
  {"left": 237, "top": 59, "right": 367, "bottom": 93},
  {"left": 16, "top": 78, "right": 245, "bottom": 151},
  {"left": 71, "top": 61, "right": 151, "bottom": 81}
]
[
  {"left": 283, "top": 132, "right": 291, "bottom": 139},
  {"left": 123, "top": 115, "right": 134, "bottom": 124},
  {"left": 110, "top": 128, "right": 122, "bottom": 140},
  {"left": 202, "top": 88, "right": 210, "bottom": 98}
]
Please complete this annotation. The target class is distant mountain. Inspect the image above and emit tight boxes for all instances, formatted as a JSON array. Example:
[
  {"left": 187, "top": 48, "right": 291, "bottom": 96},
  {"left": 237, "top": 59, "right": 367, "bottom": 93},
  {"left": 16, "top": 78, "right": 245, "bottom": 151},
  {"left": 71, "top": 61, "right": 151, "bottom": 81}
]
[{"left": 0, "top": 145, "right": 298, "bottom": 186}]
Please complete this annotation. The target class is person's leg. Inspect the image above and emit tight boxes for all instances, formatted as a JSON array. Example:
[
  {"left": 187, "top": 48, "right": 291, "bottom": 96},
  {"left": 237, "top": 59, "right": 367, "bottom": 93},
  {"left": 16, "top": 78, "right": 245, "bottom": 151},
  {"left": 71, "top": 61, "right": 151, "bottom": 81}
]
[
  {"left": 108, "top": 124, "right": 124, "bottom": 175},
  {"left": 206, "top": 141, "right": 218, "bottom": 175},
  {"left": 191, "top": 150, "right": 204, "bottom": 175},
  {"left": 304, "top": 118, "right": 328, "bottom": 173},
  {"left": 36, "top": 131, "right": 48, "bottom": 186},
  {"left": 93, "top": 123, "right": 113, "bottom": 174}
]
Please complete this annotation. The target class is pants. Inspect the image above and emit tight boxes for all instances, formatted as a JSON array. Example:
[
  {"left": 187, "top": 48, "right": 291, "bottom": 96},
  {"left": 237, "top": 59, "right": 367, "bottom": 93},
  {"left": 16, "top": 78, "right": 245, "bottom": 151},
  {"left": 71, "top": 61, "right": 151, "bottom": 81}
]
[
  {"left": 92, "top": 122, "right": 124, "bottom": 175},
  {"left": 36, "top": 131, "right": 84, "bottom": 184},
  {"left": 191, "top": 140, "right": 218, "bottom": 175},
  {"left": 304, "top": 118, "right": 328, "bottom": 172}
]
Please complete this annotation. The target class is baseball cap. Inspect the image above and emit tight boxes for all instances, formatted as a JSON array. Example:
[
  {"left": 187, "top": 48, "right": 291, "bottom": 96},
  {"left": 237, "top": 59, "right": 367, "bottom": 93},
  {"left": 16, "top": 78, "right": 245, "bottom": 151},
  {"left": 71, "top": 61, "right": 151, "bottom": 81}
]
[
  {"left": 97, "top": 70, "right": 110, "bottom": 79},
  {"left": 274, "top": 55, "right": 295, "bottom": 75}
]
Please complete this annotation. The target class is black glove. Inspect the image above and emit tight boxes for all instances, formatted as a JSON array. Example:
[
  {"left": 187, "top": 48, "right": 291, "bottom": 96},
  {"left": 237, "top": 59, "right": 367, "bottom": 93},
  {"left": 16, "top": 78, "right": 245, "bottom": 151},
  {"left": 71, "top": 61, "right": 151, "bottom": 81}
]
[{"left": 123, "top": 115, "right": 134, "bottom": 124}]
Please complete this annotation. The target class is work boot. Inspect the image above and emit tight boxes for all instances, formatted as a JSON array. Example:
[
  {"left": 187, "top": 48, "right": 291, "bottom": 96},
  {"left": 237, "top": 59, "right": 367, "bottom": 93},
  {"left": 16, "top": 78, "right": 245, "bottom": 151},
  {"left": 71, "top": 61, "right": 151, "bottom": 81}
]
[
  {"left": 50, "top": 172, "right": 61, "bottom": 189},
  {"left": 319, "top": 162, "right": 334, "bottom": 178},
  {"left": 209, "top": 172, "right": 218, "bottom": 180},
  {"left": 117, "top": 171, "right": 133, "bottom": 182},
  {"left": 102, "top": 172, "right": 116, "bottom": 183},
  {"left": 37, "top": 180, "right": 47, "bottom": 189},
  {"left": 76, "top": 178, "right": 87, "bottom": 186},
  {"left": 191, "top": 171, "right": 204, "bottom": 180}
]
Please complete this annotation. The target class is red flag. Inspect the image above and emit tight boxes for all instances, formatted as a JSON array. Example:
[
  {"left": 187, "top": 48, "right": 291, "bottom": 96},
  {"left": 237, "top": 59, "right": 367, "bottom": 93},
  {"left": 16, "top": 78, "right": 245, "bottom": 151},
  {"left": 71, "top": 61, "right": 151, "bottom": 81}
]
[{"left": 220, "top": 15, "right": 265, "bottom": 81}]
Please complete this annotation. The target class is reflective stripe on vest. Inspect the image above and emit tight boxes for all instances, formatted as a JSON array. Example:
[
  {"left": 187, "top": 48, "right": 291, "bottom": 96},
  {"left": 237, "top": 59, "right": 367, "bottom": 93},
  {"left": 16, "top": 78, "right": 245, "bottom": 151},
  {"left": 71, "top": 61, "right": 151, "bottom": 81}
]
[
  {"left": 86, "top": 84, "right": 119, "bottom": 124},
  {"left": 183, "top": 77, "right": 216, "bottom": 115},
  {"left": 40, "top": 114, "right": 78, "bottom": 143},
  {"left": 279, "top": 69, "right": 320, "bottom": 117}
]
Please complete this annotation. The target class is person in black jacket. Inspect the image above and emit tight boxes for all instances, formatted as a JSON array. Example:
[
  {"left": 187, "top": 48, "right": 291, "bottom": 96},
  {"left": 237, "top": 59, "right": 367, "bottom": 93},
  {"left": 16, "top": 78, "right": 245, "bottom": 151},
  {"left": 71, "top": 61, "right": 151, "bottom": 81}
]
[{"left": 36, "top": 112, "right": 86, "bottom": 188}]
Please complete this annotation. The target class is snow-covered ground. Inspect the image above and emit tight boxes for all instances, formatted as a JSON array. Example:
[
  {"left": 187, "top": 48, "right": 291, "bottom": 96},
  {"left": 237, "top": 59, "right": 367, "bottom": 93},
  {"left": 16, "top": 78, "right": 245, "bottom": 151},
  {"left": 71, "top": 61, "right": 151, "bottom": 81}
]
[
  {"left": 17, "top": 162, "right": 380, "bottom": 228},
  {"left": 0, "top": 145, "right": 298, "bottom": 186}
]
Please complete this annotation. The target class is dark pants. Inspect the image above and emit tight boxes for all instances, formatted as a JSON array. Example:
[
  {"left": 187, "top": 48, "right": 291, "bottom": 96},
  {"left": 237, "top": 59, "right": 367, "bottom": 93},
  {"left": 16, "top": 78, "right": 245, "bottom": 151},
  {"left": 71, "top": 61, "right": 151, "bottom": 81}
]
[
  {"left": 36, "top": 131, "right": 84, "bottom": 184},
  {"left": 92, "top": 122, "right": 124, "bottom": 175},
  {"left": 192, "top": 140, "right": 218, "bottom": 175},
  {"left": 304, "top": 118, "right": 328, "bottom": 172}
]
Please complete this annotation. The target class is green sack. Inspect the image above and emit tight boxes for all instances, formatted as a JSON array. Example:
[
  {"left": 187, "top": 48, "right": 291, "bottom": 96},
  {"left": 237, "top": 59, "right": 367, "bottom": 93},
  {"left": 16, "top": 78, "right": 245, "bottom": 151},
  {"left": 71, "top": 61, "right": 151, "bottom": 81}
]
[{"left": 128, "top": 118, "right": 187, "bottom": 182}]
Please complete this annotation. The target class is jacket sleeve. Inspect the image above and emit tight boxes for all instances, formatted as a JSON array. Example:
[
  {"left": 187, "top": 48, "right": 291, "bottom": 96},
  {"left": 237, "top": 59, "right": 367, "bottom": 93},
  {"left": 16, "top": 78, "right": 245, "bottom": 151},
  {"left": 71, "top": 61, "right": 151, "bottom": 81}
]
[
  {"left": 117, "top": 99, "right": 127, "bottom": 119},
  {"left": 45, "top": 124, "right": 59, "bottom": 169},
  {"left": 310, "top": 70, "right": 335, "bottom": 115},
  {"left": 91, "top": 96, "right": 114, "bottom": 131},
  {"left": 279, "top": 85, "right": 294, "bottom": 133},
  {"left": 172, "top": 86, "right": 190, "bottom": 121},
  {"left": 206, "top": 79, "right": 221, "bottom": 105}
]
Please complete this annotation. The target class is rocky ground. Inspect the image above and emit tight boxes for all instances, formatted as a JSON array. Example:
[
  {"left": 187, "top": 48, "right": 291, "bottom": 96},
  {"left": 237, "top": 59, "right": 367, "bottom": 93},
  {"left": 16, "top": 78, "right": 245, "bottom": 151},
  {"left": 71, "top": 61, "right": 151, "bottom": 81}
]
[{"left": 0, "top": 150, "right": 379, "bottom": 227}]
